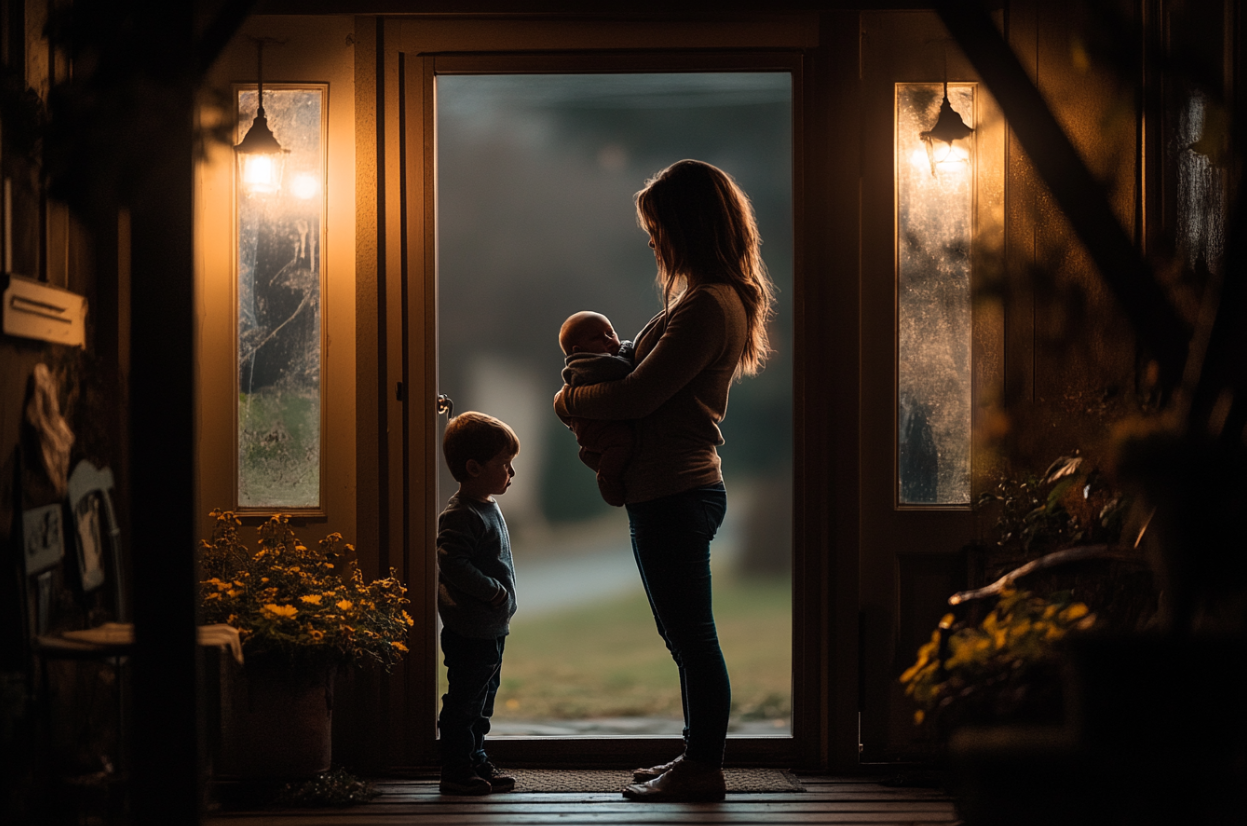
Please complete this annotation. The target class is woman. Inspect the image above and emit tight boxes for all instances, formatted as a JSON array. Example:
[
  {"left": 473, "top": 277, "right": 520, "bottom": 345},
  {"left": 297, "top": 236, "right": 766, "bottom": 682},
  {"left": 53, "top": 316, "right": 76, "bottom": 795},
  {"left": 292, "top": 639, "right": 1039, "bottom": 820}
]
[{"left": 554, "top": 159, "right": 776, "bottom": 802}]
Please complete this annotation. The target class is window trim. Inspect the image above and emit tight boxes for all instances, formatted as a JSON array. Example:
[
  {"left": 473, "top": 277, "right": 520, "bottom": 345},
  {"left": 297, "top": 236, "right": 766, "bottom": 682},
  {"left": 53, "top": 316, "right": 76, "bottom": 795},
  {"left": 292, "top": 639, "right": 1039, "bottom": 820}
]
[{"left": 231, "top": 81, "right": 331, "bottom": 517}]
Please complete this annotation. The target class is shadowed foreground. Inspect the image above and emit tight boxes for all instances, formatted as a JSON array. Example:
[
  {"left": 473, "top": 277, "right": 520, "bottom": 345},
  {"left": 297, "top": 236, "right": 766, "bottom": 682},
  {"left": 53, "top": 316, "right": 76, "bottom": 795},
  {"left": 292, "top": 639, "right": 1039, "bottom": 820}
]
[{"left": 205, "top": 775, "right": 958, "bottom": 825}]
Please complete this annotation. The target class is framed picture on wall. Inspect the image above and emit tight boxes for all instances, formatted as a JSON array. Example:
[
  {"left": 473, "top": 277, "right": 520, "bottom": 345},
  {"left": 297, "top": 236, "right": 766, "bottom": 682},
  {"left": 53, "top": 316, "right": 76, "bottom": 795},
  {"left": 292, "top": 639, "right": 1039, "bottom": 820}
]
[
  {"left": 67, "top": 460, "right": 120, "bottom": 595},
  {"left": 22, "top": 503, "right": 65, "bottom": 575},
  {"left": 73, "top": 490, "right": 106, "bottom": 592}
]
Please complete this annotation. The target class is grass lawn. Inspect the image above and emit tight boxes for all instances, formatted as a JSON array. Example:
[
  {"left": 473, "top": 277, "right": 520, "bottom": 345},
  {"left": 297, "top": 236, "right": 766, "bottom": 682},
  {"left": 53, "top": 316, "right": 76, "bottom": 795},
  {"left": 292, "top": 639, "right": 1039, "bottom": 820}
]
[{"left": 439, "top": 573, "right": 791, "bottom": 727}]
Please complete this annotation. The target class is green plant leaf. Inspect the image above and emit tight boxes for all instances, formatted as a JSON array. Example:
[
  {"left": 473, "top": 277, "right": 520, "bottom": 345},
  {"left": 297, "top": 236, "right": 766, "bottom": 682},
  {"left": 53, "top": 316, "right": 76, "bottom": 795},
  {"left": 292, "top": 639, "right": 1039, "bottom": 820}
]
[
  {"left": 1042, "top": 454, "right": 1083, "bottom": 484},
  {"left": 1046, "top": 476, "right": 1078, "bottom": 511}
]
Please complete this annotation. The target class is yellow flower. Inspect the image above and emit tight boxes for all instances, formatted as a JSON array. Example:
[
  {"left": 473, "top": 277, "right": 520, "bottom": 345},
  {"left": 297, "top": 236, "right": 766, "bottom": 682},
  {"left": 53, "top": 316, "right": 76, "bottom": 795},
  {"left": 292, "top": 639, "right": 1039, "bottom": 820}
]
[
  {"left": 946, "top": 635, "right": 991, "bottom": 670},
  {"left": 913, "top": 709, "right": 925, "bottom": 726},
  {"left": 391, "top": 642, "right": 409, "bottom": 652},
  {"left": 204, "top": 592, "right": 221, "bottom": 600},
  {"left": 900, "top": 635, "right": 940, "bottom": 683},
  {"left": 1060, "top": 603, "right": 1089, "bottom": 622},
  {"left": 263, "top": 603, "right": 298, "bottom": 618},
  {"left": 300, "top": 594, "right": 323, "bottom": 605},
  {"left": 308, "top": 629, "right": 324, "bottom": 640},
  {"left": 337, "top": 600, "right": 353, "bottom": 611}
]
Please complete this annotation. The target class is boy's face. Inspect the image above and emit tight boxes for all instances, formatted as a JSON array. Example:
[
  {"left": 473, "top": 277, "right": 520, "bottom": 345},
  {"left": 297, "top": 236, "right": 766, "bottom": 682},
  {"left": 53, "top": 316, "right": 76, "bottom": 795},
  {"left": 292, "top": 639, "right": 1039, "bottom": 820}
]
[
  {"left": 469, "top": 450, "right": 516, "bottom": 499},
  {"left": 572, "top": 318, "right": 621, "bottom": 356}
]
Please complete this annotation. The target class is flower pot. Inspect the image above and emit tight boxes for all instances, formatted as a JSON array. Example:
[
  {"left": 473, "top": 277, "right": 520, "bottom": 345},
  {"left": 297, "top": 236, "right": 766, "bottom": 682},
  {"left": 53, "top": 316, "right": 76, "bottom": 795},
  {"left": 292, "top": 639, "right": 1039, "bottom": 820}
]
[{"left": 216, "top": 657, "right": 336, "bottom": 779}]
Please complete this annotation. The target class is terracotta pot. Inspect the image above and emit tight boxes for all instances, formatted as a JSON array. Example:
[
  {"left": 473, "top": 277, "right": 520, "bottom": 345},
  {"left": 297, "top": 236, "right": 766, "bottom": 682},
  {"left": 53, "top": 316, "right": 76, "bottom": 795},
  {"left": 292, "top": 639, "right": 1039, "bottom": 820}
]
[{"left": 216, "top": 658, "right": 336, "bottom": 779}]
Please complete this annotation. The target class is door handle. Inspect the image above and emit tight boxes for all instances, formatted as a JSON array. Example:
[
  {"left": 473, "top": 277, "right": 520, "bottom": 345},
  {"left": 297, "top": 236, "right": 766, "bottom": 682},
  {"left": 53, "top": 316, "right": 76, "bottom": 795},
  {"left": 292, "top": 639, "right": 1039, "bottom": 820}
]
[{"left": 436, "top": 394, "right": 454, "bottom": 418}]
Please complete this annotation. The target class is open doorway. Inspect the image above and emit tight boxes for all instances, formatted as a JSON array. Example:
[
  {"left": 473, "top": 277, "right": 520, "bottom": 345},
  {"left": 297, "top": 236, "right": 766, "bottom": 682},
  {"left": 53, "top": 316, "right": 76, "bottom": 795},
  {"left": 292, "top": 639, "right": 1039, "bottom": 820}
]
[{"left": 435, "top": 72, "right": 794, "bottom": 738}]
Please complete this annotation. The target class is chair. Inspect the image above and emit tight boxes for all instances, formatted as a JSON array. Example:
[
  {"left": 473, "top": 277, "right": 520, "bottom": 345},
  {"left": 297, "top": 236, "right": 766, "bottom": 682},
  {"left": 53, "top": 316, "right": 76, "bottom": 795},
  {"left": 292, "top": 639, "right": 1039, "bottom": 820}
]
[
  {"left": 19, "top": 460, "right": 131, "bottom": 780},
  {"left": 20, "top": 458, "right": 242, "bottom": 780}
]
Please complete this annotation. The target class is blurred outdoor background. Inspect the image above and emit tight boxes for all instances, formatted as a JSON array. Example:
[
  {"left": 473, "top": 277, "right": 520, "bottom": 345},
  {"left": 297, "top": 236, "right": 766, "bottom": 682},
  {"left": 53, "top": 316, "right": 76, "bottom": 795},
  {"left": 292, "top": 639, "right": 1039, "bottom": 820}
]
[{"left": 435, "top": 72, "right": 794, "bottom": 736}]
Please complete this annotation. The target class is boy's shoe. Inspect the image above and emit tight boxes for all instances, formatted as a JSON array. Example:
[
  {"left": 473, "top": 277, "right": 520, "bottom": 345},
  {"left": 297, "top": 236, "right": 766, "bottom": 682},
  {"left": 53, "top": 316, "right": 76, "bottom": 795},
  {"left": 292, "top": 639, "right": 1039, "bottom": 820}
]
[
  {"left": 622, "top": 758, "right": 726, "bottom": 802},
  {"left": 439, "top": 769, "right": 492, "bottom": 795},
  {"left": 474, "top": 760, "right": 517, "bottom": 792},
  {"left": 633, "top": 753, "right": 684, "bottom": 781}
]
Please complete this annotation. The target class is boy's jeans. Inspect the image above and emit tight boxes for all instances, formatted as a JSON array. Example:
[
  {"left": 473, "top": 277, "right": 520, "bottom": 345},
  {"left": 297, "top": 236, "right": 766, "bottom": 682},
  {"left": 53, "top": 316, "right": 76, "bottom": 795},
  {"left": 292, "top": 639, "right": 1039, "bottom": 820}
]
[
  {"left": 626, "top": 482, "right": 730, "bottom": 767},
  {"left": 438, "top": 627, "right": 505, "bottom": 771}
]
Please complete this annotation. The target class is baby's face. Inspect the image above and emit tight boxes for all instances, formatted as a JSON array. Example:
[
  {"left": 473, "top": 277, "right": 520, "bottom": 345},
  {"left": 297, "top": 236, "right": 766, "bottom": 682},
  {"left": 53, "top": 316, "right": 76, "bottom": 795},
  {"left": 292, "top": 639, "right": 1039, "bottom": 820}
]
[{"left": 573, "top": 319, "right": 621, "bottom": 356}]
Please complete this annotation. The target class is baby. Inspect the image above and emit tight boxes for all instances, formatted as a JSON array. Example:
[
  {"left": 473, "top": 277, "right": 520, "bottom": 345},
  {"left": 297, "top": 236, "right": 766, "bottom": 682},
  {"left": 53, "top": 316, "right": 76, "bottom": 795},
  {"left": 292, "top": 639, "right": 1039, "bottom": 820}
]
[{"left": 557, "top": 311, "right": 636, "bottom": 507}]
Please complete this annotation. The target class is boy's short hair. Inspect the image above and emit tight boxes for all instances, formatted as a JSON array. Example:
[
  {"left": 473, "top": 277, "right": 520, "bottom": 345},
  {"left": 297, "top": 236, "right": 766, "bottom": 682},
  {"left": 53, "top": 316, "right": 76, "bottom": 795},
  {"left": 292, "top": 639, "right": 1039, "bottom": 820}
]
[{"left": 442, "top": 411, "right": 521, "bottom": 482}]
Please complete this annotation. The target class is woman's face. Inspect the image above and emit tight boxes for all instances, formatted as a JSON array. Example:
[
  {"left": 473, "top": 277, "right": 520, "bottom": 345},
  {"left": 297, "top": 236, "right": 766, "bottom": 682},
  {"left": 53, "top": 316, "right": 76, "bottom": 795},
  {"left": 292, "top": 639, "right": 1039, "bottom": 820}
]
[{"left": 646, "top": 231, "right": 660, "bottom": 267}]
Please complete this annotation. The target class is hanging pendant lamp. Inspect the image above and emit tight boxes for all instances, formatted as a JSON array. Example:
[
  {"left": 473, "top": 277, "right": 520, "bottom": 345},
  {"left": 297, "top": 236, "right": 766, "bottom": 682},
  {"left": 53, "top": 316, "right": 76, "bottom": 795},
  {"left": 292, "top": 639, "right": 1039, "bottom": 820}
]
[
  {"left": 919, "top": 81, "right": 974, "bottom": 177},
  {"left": 235, "top": 38, "right": 288, "bottom": 195}
]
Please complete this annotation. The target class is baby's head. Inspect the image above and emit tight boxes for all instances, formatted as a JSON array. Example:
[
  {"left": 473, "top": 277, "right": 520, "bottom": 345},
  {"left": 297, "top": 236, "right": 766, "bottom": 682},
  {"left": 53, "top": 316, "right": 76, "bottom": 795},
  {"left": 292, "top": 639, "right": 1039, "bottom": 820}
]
[{"left": 559, "top": 311, "right": 621, "bottom": 356}]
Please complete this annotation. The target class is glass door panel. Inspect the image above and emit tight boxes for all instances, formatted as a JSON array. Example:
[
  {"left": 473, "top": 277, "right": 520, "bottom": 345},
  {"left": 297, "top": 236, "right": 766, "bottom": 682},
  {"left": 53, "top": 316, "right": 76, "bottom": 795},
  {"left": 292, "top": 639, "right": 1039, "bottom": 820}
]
[{"left": 435, "top": 72, "right": 794, "bottom": 737}]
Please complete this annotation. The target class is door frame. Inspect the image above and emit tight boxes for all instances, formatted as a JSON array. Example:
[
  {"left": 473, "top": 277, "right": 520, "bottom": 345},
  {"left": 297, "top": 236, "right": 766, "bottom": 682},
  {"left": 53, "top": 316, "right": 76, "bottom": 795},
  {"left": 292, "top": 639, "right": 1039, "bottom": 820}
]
[
  {"left": 364, "top": 11, "right": 856, "bottom": 769},
  {"left": 857, "top": 10, "right": 1006, "bottom": 760}
]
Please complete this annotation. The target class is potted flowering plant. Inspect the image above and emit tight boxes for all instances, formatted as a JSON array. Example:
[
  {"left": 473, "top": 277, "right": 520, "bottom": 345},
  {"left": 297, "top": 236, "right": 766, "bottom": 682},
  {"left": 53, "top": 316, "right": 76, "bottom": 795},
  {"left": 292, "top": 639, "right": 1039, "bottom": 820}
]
[
  {"left": 198, "top": 510, "right": 413, "bottom": 779},
  {"left": 900, "top": 587, "right": 1095, "bottom": 740},
  {"left": 198, "top": 509, "right": 412, "bottom": 668}
]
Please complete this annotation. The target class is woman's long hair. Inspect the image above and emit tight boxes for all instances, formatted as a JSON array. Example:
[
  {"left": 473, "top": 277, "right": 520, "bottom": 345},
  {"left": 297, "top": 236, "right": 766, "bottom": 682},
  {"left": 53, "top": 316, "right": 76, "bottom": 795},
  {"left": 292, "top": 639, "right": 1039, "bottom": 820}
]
[{"left": 635, "top": 159, "right": 776, "bottom": 377}]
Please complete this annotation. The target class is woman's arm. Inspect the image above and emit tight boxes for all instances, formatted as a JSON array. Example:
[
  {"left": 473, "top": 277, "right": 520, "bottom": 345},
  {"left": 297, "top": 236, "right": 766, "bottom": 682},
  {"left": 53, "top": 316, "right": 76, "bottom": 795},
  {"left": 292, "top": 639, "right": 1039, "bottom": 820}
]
[{"left": 555, "top": 288, "right": 729, "bottom": 421}]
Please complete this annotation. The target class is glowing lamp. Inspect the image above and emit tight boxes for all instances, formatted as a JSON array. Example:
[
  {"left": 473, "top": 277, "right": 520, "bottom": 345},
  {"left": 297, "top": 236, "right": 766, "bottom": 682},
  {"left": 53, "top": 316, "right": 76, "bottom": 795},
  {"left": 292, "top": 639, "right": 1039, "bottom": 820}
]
[
  {"left": 290, "top": 173, "right": 320, "bottom": 200},
  {"left": 919, "top": 82, "right": 974, "bottom": 177},
  {"left": 235, "top": 39, "right": 288, "bottom": 195}
]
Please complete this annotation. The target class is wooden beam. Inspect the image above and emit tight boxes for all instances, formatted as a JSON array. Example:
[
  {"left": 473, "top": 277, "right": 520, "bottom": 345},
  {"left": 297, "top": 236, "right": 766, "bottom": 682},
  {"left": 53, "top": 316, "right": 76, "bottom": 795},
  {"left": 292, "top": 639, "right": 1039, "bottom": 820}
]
[
  {"left": 937, "top": 1, "right": 1190, "bottom": 391},
  {"left": 127, "top": 3, "right": 200, "bottom": 823}
]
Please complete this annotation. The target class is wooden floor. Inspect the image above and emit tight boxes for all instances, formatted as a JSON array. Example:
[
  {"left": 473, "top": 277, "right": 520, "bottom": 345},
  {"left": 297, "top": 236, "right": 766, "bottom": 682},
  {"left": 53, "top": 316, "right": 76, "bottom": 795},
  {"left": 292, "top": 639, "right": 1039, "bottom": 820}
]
[{"left": 205, "top": 775, "right": 961, "bottom": 825}]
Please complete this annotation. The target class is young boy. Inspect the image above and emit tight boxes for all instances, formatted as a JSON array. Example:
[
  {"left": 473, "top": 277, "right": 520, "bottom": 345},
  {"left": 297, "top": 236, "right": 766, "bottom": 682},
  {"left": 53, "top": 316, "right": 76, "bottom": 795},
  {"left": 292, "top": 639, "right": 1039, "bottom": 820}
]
[
  {"left": 436, "top": 411, "right": 520, "bottom": 795},
  {"left": 557, "top": 310, "right": 636, "bottom": 506}
]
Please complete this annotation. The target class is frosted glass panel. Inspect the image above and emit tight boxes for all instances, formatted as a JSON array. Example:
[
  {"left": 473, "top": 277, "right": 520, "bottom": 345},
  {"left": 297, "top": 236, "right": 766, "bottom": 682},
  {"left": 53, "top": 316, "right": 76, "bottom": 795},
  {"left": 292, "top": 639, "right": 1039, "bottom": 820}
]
[
  {"left": 1177, "top": 88, "right": 1227, "bottom": 281},
  {"left": 896, "top": 84, "right": 973, "bottom": 505},
  {"left": 236, "top": 87, "right": 324, "bottom": 509}
]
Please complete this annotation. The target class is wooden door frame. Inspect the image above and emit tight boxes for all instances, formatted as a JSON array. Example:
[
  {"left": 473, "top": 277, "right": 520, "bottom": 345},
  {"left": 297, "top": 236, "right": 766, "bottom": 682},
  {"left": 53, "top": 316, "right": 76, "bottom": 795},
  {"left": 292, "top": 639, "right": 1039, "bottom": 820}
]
[
  {"left": 857, "top": 10, "right": 1006, "bottom": 760},
  {"left": 354, "top": 10, "right": 863, "bottom": 771},
  {"left": 429, "top": 48, "right": 804, "bottom": 769}
]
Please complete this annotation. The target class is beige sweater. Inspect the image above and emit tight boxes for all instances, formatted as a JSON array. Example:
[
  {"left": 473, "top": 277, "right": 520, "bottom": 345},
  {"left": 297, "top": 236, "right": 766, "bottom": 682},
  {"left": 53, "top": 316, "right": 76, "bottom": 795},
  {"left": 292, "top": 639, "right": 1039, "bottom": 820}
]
[{"left": 555, "top": 283, "right": 747, "bottom": 503}]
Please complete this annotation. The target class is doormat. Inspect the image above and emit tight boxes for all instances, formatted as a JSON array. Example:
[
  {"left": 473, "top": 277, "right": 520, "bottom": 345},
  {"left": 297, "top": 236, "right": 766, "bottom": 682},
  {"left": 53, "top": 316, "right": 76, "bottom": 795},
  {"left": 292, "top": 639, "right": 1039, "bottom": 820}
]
[{"left": 503, "top": 768, "right": 804, "bottom": 793}]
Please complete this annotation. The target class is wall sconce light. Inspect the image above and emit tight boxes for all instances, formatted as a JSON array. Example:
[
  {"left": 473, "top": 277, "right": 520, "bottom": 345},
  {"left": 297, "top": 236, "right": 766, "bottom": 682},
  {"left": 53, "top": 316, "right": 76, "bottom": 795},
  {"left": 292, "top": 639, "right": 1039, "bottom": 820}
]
[
  {"left": 235, "top": 38, "right": 288, "bottom": 195},
  {"left": 919, "top": 81, "right": 974, "bottom": 176}
]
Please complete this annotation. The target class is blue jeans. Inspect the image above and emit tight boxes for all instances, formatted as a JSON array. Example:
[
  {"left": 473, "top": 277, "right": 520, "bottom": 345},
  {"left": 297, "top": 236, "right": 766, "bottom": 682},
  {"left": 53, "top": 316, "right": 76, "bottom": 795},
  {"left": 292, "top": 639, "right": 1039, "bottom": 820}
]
[
  {"left": 438, "top": 627, "right": 505, "bottom": 771},
  {"left": 626, "top": 482, "right": 730, "bottom": 767}
]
